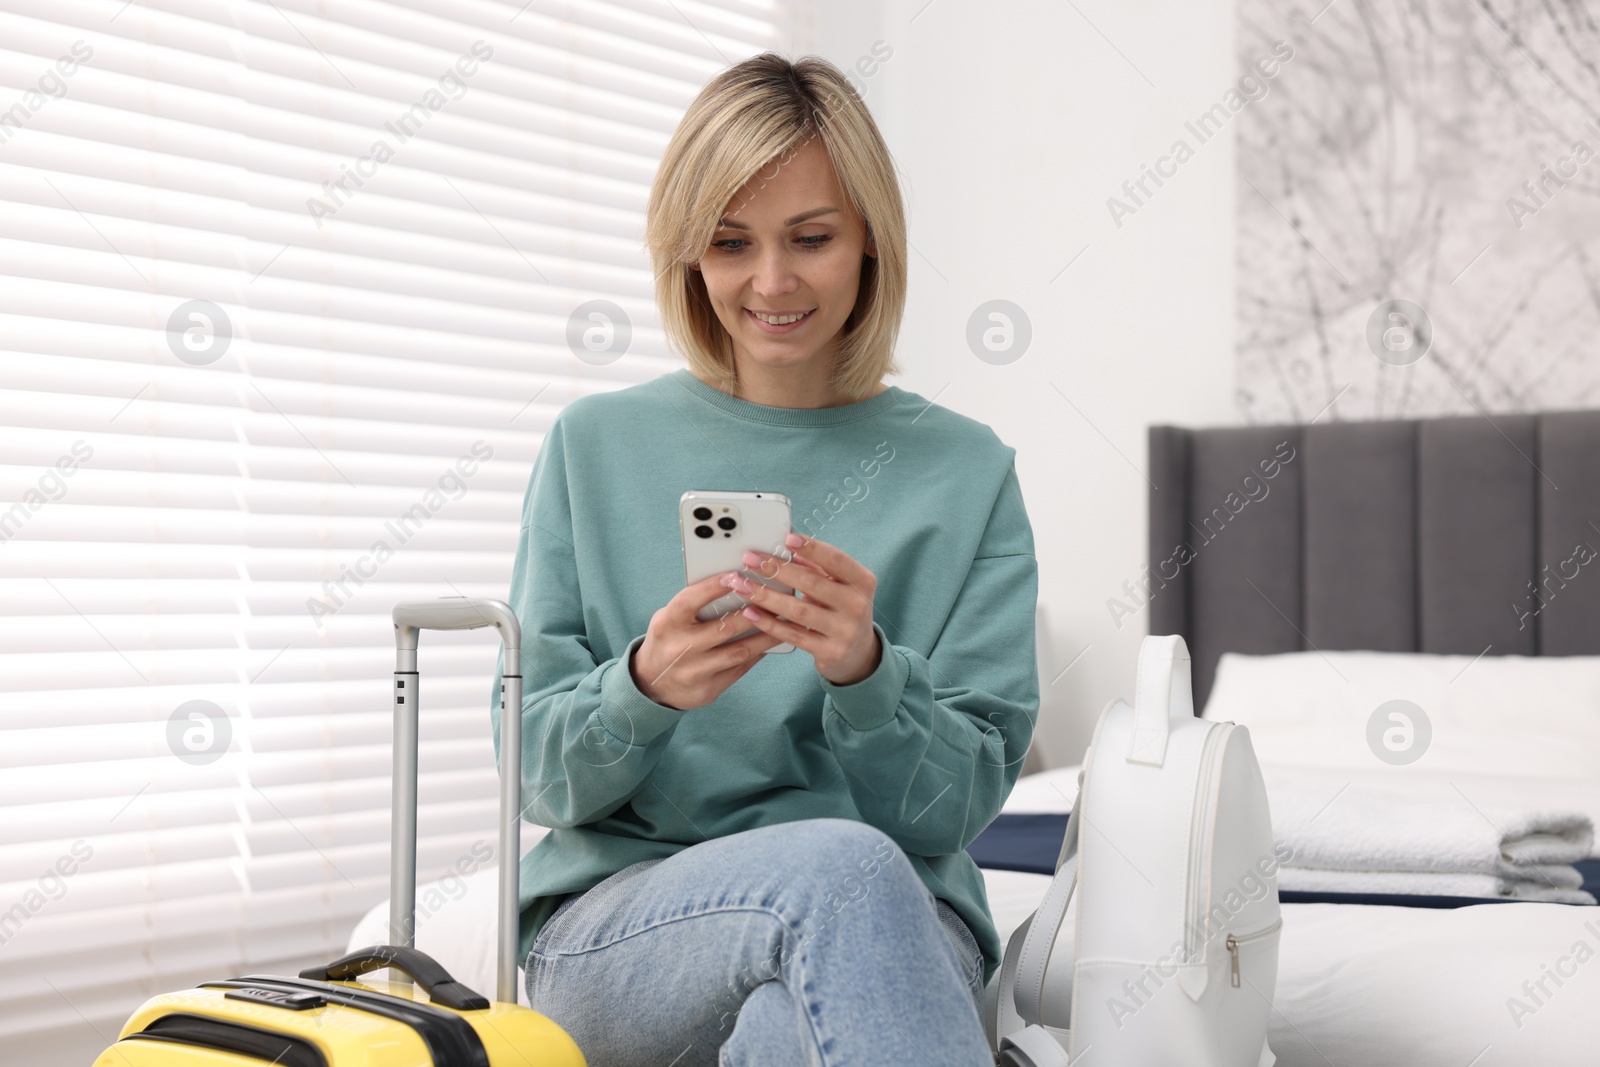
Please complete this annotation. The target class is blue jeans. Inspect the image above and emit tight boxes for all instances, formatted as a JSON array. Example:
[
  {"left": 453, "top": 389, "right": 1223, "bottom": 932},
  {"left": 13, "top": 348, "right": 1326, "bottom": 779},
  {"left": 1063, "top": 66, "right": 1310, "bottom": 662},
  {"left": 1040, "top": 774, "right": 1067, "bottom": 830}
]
[{"left": 524, "top": 818, "right": 991, "bottom": 1066}]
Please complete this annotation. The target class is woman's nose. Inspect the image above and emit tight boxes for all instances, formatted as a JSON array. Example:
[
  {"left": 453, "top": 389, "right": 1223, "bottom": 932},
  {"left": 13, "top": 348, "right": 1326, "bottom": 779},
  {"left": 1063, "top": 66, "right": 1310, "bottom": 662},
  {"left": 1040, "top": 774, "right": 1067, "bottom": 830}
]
[{"left": 751, "top": 249, "right": 801, "bottom": 295}]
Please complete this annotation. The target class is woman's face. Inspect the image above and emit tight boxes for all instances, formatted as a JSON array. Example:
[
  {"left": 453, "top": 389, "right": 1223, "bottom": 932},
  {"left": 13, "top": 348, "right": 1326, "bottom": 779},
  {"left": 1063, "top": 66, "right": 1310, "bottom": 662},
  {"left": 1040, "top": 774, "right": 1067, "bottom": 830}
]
[{"left": 692, "top": 136, "right": 876, "bottom": 380}]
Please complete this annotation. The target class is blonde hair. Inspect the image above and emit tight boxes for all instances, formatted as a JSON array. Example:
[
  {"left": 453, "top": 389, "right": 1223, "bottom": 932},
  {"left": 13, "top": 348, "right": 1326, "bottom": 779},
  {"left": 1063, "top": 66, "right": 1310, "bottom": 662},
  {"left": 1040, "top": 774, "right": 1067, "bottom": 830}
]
[{"left": 645, "top": 52, "right": 906, "bottom": 401}]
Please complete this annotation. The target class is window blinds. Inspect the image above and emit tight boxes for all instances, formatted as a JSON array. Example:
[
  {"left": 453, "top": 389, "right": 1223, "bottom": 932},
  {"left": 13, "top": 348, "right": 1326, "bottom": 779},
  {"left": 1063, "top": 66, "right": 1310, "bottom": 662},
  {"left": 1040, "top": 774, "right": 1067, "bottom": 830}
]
[{"left": 0, "top": 0, "right": 789, "bottom": 1059}]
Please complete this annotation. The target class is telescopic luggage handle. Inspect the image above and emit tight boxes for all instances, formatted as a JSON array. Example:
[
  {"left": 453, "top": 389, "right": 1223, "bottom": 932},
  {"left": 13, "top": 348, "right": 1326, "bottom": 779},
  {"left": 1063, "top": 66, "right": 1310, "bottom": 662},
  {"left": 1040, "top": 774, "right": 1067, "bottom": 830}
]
[{"left": 391, "top": 597, "right": 522, "bottom": 1005}]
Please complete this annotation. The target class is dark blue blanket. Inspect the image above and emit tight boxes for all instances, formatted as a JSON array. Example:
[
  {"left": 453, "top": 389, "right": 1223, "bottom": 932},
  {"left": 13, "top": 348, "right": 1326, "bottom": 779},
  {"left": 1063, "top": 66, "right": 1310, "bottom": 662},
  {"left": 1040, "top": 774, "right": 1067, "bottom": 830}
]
[{"left": 967, "top": 813, "right": 1600, "bottom": 907}]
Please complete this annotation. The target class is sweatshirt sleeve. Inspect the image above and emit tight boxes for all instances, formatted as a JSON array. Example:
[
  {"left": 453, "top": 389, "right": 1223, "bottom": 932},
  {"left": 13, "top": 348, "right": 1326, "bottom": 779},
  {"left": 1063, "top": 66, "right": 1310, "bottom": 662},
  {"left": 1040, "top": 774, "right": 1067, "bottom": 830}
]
[
  {"left": 819, "top": 458, "right": 1040, "bottom": 857},
  {"left": 490, "top": 410, "right": 686, "bottom": 829}
]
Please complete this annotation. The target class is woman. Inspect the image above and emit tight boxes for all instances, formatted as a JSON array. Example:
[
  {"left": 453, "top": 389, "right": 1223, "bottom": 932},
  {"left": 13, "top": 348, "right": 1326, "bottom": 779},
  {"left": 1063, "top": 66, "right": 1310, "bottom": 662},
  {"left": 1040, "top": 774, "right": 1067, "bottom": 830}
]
[{"left": 494, "top": 52, "right": 1040, "bottom": 1065}]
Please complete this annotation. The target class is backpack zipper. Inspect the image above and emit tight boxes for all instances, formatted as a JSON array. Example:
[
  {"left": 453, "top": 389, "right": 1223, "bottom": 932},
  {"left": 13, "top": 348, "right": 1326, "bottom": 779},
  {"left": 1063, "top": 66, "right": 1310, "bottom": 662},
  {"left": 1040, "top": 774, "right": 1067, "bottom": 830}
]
[
  {"left": 1183, "top": 723, "right": 1231, "bottom": 964},
  {"left": 1225, "top": 917, "right": 1284, "bottom": 987}
]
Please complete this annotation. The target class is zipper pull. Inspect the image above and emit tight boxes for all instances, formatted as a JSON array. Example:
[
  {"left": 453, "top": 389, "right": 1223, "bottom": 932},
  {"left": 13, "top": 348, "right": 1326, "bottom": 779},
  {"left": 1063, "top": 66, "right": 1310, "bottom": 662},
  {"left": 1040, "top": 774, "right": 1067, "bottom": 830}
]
[{"left": 1227, "top": 935, "right": 1240, "bottom": 987}]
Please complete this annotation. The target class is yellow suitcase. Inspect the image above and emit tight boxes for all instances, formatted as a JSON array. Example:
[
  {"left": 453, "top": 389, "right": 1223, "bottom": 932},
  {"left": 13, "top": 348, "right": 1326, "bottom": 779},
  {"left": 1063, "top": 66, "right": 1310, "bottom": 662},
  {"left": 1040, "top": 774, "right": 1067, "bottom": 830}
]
[{"left": 95, "top": 599, "right": 586, "bottom": 1066}]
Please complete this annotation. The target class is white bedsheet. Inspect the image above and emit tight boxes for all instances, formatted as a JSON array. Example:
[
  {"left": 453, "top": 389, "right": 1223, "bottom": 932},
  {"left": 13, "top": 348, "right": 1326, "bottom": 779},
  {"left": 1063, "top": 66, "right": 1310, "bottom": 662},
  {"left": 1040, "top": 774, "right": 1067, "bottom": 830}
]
[
  {"left": 986, "top": 868, "right": 1600, "bottom": 1066},
  {"left": 994, "top": 760, "right": 1600, "bottom": 1062}
]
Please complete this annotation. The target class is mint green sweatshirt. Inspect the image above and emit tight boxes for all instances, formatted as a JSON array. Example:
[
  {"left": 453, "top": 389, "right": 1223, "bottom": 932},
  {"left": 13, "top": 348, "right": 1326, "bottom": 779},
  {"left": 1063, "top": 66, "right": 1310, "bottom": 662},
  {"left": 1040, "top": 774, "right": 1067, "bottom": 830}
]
[{"left": 490, "top": 367, "right": 1040, "bottom": 983}]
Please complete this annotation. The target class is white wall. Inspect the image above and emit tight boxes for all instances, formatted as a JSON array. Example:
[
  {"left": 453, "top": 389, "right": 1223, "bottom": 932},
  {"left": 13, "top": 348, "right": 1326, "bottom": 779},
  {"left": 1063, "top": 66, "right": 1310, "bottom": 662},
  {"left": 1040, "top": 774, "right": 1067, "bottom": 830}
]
[{"left": 799, "top": 0, "right": 1239, "bottom": 766}]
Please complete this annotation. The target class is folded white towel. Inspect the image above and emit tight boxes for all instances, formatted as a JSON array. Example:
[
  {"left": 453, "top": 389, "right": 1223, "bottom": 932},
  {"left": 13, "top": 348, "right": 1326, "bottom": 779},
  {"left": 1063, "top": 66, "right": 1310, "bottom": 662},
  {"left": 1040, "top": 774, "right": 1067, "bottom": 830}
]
[
  {"left": 1264, "top": 768, "right": 1595, "bottom": 880},
  {"left": 1276, "top": 866, "right": 1597, "bottom": 905}
]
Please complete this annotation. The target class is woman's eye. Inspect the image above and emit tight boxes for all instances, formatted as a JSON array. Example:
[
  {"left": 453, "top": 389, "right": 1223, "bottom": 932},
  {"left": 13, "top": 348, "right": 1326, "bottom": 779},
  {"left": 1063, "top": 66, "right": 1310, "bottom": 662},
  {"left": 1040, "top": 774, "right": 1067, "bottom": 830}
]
[{"left": 710, "top": 235, "right": 832, "bottom": 253}]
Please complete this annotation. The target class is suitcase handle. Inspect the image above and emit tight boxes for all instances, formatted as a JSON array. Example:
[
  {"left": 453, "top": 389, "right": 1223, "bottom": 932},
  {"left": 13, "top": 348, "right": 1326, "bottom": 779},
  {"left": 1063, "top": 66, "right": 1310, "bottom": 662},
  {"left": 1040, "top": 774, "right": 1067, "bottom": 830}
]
[
  {"left": 391, "top": 597, "right": 523, "bottom": 1006},
  {"left": 301, "top": 945, "right": 490, "bottom": 1011}
]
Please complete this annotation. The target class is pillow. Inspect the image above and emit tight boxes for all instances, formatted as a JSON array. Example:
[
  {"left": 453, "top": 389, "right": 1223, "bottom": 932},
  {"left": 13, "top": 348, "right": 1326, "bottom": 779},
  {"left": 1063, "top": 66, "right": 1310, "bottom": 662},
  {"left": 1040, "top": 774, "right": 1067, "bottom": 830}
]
[{"left": 1200, "top": 650, "right": 1600, "bottom": 778}]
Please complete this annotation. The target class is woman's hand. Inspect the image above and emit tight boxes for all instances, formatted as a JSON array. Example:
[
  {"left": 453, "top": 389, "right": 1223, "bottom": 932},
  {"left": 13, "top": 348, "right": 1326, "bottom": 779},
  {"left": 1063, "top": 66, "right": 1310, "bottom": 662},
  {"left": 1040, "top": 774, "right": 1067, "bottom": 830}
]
[
  {"left": 727, "top": 533, "right": 882, "bottom": 686},
  {"left": 631, "top": 572, "right": 789, "bottom": 711}
]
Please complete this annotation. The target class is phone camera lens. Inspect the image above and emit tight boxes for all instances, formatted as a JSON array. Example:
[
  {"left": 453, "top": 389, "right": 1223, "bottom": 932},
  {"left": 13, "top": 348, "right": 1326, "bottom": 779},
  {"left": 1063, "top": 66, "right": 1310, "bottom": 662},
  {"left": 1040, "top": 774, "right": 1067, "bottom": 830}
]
[
  {"left": 716, "top": 517, "right": 737, "bottom": 531},
  {"left": 692, "top": 507, "right": 712, "bottom": 521},
  {"left": 694, "top": 525, "right": 714, "bottom": 539}
]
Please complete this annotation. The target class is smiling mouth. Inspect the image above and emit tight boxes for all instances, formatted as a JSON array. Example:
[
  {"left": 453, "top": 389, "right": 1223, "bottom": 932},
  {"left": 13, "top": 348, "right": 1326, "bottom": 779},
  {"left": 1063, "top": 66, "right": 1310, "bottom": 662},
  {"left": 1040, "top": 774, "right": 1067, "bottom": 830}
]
[{"left": 746, "top": 308, "right": 817, "bottom": 327}]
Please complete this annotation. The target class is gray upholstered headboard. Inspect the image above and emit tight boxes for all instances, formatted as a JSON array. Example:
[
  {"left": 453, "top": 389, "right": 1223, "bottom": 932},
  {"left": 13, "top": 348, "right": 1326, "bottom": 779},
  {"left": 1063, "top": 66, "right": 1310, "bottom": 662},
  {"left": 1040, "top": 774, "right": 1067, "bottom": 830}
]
[{"left": 1147, "top": 410, "right": 1600, "bottom": 712}]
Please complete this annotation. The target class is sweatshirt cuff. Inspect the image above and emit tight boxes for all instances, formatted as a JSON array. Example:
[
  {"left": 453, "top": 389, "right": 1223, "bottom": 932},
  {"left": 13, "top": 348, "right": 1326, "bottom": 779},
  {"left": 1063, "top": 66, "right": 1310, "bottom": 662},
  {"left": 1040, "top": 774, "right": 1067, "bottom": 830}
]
[
  {"left": 819, "top": 622, "right": 908, "bottom": 732},
  {"left": 596, "top": 633, "right": 685, "bottom": 746}
]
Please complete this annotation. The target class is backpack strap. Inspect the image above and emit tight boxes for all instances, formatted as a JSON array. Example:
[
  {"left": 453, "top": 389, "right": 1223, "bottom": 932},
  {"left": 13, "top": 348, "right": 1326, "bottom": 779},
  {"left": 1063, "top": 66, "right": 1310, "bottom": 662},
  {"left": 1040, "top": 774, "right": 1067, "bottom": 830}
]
[
  {"left": 1009, "top": 803, "right": 1080, "bottom": 1028},
  {"left": 1126, "top": 635, "right": 1192, "bottom": 767},
  {"left": 998, "top": 1024, "right": 1075, "bottom": 1067}
]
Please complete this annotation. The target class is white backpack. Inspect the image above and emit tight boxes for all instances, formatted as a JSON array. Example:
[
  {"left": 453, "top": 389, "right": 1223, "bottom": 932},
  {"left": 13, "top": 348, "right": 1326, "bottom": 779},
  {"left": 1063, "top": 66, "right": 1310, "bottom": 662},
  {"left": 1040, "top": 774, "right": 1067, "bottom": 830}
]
[{"left": 990, "top": 635, "right": 1282, "bottom": 1067}]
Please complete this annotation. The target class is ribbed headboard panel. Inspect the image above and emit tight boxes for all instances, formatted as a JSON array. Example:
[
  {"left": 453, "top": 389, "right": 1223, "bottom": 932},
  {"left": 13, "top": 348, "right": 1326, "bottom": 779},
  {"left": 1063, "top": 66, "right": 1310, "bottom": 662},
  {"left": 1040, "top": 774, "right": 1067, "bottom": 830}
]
[{"left": 1147, "top": 410, "right": 1600, "bottom": 711}]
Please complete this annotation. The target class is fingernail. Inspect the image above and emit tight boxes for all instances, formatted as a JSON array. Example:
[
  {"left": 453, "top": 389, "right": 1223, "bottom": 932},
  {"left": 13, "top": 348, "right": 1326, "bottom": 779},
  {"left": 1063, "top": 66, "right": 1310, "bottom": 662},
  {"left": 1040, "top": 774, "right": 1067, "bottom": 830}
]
[
  {"left": 719, "top": 573, "right": 737, "bottom": 587},
  {"left": 742, "top": 550, "right": 764, "bottom": 567},
  {"left": 785, "top": 533, "right": 803, "bottom": 548}
]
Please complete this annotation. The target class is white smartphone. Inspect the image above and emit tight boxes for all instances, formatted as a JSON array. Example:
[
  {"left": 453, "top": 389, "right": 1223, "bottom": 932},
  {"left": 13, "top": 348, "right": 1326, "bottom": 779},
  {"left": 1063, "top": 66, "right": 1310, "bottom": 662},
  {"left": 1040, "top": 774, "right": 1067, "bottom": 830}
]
[{"left": 680, "top": 490, "right": 799, "bottom": 654}]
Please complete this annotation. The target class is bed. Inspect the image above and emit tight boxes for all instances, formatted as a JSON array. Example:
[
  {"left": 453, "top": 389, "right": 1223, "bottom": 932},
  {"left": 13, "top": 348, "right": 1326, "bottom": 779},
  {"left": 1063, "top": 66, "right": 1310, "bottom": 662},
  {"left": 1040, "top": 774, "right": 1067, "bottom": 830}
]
[
  {"left": 972, "top": 409, "right": 1600, "bottom": 1063},
  {"left": 350, "top": 408, "right": 1600, "bottom": 1063}
]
